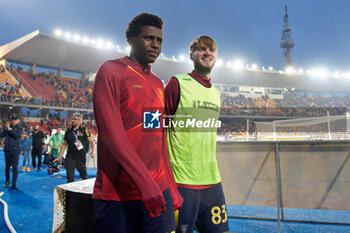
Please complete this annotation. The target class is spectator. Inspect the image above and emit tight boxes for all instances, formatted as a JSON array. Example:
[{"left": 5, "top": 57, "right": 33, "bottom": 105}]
[
  {"left": 53, "top": 113, "right": 95, "bottom": 183},
  {"left": 31, "top": 124, "right": 44, "bottom": 170},
  {"left": 0, "top": 114, "right": 23, "bottom": 189},
  {"left": 21, "top": 131, "right": 32, "bottom": 172}
]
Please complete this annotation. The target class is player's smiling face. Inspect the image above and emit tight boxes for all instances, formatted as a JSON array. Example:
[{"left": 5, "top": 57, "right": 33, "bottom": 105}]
[
  {"left": 129, "top": 25, "right": 163, "bottom": 65},
  {"left": 191, "top": 43, "right": 217, "bottom": 74}
]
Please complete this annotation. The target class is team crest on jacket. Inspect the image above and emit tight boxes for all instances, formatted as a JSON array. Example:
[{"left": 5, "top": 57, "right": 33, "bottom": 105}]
[{"left": 157, "top": 88, "right": 164, "bottom": 100}]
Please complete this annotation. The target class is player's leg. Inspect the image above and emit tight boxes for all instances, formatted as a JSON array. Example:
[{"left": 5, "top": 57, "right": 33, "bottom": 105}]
[
  {"left": 11, "top": 151, "right": 20, "bottom": 187},
  {"left": 176, "top": 187, "right": 200, "bottom": 233},
  {"left": 195, "top": 183, "right": 229, "bottom": 233},
  {"left": 143, "top": 189, "right": 176, "bottom": 233},
  {"left": 4, "top": 151, "right": 11, "bottom": 185},
  {"left": 94, "top": 198, "right": 153, "bottom": 233},
  {"left": 64, "top": 156, "right": 75, "bottom": 183},
  {"left": 75, "top": 158, "right": 88, "bottom": 180},
  {"left": 31, "top": 148, "right": 37, "bottom": 169},
  {"left": 93, "top": 200, "right": 127, "bottom": 233}
]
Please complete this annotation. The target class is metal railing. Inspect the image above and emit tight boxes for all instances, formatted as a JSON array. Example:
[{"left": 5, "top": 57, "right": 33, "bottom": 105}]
[
  {"left": 217, "top": 140, "right": 350, "bottom": 233},
  {"left": 8, "top": 69, "right": 39, "bottom": 97}
]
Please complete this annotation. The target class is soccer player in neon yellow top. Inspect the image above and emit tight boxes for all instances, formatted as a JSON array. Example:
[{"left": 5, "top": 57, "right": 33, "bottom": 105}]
[{"left": 165, "top": 35, "right": 229, "bottom": 232}]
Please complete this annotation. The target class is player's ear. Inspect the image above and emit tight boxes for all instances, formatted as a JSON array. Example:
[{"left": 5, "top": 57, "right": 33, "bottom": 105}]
[
  {"left": 190, "top": 52, "right": 194, "bottom": 61},
  {"left": 127, "top": 37, "right": 135, "bottom": 48}
]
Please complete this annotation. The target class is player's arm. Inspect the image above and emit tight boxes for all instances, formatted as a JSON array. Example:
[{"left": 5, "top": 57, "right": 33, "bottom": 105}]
[
  {"left": 0, "top": 128, "right": 6, "bottom": 138},
  {"left": 93, "top": 62, "right": 165, "bottom": 217},
  {"left": 163, "top": 77, "right": 184, "bottom": 210},
  {"left": 7, "top": 125, "right": 23, "bottom": 140},
  {"left": 87, "top": 135, "right": 95, "bottom": 158},
  {"left": 48, "top": 137, "right": 54, "bottom": 149},
  {"left": 56, "top": 143, "right": 63, "bottom": 150},
  {"left": 164, "top": 77, "right": 180, "bottom": 116},
  {"left": 53, "top": 140, "right": 67, "bottom": 163}
]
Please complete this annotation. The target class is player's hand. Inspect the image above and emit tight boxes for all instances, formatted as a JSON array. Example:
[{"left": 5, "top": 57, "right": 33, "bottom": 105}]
[
  {"left": 53, "top": 158, "right": 60, "bottom": 163},
  {"left": 90, "top": 152, "right": 95, "bottom": 158},
  {"left": 5, "top": 122, "right": 10, "bottom": 130},
  {"left": 141, "top": 184, "right": 166, "bottom": 218}
]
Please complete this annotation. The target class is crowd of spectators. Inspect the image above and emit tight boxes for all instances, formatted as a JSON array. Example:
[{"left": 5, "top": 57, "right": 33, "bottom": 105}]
[
  {"left": 28, "top": 68, "right": 93, "bottom": 109},
  {"left": 2, "top": 64, "right": 350, "bottom": 136},
  {"left": 0, "top": 80, "right": 27, "bottom": 102},
  {"left": 221, "top": 93, "right": 348, "bottom": 117},
  {"left": 3, "top": 65, "right": 93, "bottom": 108},
  {"left": 218, "top": 119, "right": 257, "bottom": 136},
  {"left": 0, "top": 65, "right": 5, "bottom": 73}
]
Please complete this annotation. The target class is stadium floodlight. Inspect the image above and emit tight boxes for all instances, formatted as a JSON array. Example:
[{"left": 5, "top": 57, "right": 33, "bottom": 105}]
[
  {"left": 268, "top": 66, "right": 273, "bottom": 71},
  {"left": 172, "top": 55, "right": 176, "bottom": 61},
  {"left": 54, "top": 29, "right": 62, "bottom": 37},
  {"left": 285, "top": 66, "right": 294, "bottom": 74},
  {"left": 64, "top": 32, "right": 71, "bottom": 39},
  {"left": 232, "top": 60, "right": 243, "bottom": 71},
  {"left": 105, "top": 41, "right": 114, "bottom": 50},
  {"left": 251, "top": 64, "right": 258, "bottom": 70},
  {"left": 226, "top": 61, "right": 232, "bottom": 67},
  {"left": 298, "top": 69, "right": 304, "bottom": 74},
  {"left": 333, "top": 71, "right": 340, "bottom": 78},
  {"left": 342, "top": 72, "right": 347, "bottom": 77},
  {"left": 262, "top": 66, "right": 265, "bottom": 70},
  {"left": 126, "top": 46, "right": 131, "bottom": 53},
  {"left": 160, "top": 53, "right": 164, "bottom": 57},
  {"left": 96, "top": 39, "right": 105, "bottom": 49},
  {"left": 179, "top": 54, "right": 186, "bottom": 61},
  {"left": 82, "top": 36, "right": 90, "bottom": 44},
  {"left": 311, "top": 68, "right": 327, "bottom": 78},
  {"left": 73, "top": 34, "right": 81, "bottom": 42},
  {"left": 306, "top": 69, "right": 311, "bottom": 74},
  {"left": 216, "top": 59, "right": 223, "bottom": 67}
]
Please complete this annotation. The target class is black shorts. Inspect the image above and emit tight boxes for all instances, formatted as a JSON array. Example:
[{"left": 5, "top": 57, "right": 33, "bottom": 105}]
[
  {"left": 93, "top": 189, "right": 175, "bottom": 233},
  {"left": 176, "top": 183, "right": 229, "bottom": 233}
]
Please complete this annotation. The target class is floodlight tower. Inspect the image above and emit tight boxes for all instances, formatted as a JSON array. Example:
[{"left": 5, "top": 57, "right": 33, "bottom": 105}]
[{"left": 280, "top": 5, "right": 294, "bottom": 68}]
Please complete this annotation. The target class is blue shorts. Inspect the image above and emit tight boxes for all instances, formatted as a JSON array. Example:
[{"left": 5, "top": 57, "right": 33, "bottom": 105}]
[
  {"left": 176, "top": 183, "right": 229, "bottom": 233},
  {"left": 93, "top": 189, "right": 175, "bottom": 233}
]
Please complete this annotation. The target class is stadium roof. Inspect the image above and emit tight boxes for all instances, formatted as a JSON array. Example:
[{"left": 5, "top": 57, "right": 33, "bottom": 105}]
[
  {"left": 0, "top": 30, "right": 119, "bottom": 74},
  {"left": 1, "top": 30, "right": 350, "bottom": 93}
]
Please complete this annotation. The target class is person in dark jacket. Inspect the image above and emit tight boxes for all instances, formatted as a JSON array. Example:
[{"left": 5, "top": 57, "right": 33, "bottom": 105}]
[
  {"left": 0, "top": 115, "right": 23, "bottom": 189},
  {"left": 53, "top": 113, "right": 95, "bottom": 183},
  {"left": 31, "top": 124, "right": 44, "bottom": 170}
]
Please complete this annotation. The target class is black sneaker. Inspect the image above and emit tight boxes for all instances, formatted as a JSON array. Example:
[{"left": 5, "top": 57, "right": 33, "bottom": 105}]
[
  {"left": 38, "top": 167, "right": 41, "bottom": 171},
  {"left": 3, "top": 182, "right": 10, "bottom": 188},
  {"left": 11, "top": 186, "right": 18, "bottom": 190}
]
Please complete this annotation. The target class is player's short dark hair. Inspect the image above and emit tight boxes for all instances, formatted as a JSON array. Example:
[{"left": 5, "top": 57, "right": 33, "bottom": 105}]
[
  {"left": 190, "top": 35, "right": 218, "bottom": 54},
  {"left": 126, "top": 13, "right": 163, "bottom": 40}
]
